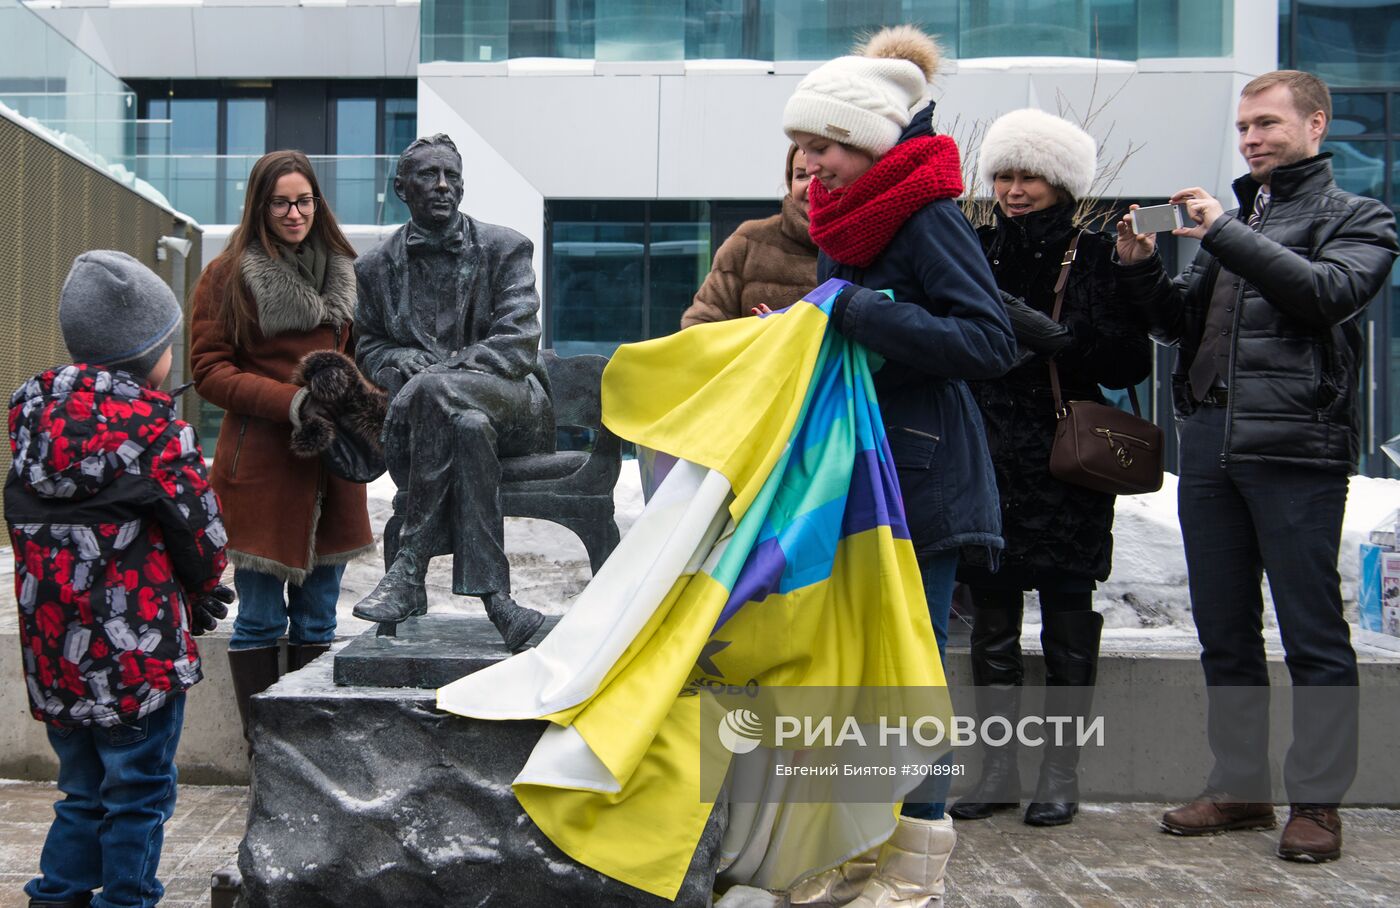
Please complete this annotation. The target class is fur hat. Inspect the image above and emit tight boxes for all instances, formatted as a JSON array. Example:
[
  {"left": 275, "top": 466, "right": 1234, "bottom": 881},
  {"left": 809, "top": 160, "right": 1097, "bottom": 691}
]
[
  {"left": 978, "top": 108, "right": 1098, "bottom": 200},
  {"left": 289, "top": 350, "right": 388, "bottom": 462},
  {"left": 59, "top": 250, "right": 182, "bottom": 378},
  {"left": 782, "top": 26, "right": 942, "bottom": 158}
]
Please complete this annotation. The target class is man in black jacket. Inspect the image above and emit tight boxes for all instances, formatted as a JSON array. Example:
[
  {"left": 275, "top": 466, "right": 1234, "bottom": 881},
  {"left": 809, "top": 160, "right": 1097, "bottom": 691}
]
[{"left": 1115, "top": 70, "right": 1397, "bottom": 863}]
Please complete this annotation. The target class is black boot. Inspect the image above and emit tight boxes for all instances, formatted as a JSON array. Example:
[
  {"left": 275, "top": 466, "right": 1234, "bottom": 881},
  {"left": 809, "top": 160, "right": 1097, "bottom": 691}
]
[
  {"left": 353, "top": 550, "right": 429, "bottom": 625},
  {"left": 950, "top": 601, "right": 1024, "bottom": 820},
  {"left": 484, "top": 592, "right": 545, "bottom": 652},
  {"left": 286, "top": 642, "right": 331, "bottom": 673},
  {"left": 1024, "top": 609, "right": 1103, "bottom": 827},
  {"left": 227, "top": 646, "right": 281, "bottom": 743}
]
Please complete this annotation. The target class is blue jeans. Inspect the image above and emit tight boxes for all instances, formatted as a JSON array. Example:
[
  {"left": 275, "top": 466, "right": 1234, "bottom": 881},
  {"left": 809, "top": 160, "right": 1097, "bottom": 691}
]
[
  {"left": 230, "top": 564, "right": 345, "bottom": 650},
  {"left": 25, "top": 694, "right": 184, "bottom": 908},
  {"left": 902, "top": 550, "right": 959, "bottom": 821}
]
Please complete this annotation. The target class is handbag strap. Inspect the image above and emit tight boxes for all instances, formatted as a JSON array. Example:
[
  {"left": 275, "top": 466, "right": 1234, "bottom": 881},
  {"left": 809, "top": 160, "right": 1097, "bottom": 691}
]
[
  {"left": 1045, "top": 231, "right": 1146, "bottom": 419},
  {"left": 1047, "top": 231, "right": 1082, "bottom": 415}
]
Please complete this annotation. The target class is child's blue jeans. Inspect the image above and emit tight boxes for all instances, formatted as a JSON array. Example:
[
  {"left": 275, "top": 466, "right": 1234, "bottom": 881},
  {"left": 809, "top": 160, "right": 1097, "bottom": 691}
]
[
  {"left": 230, "top": 564, "right": 345, "bottom": 650},
  {"left": 25, "top": 692, "right": 184, "bottom": 908}
]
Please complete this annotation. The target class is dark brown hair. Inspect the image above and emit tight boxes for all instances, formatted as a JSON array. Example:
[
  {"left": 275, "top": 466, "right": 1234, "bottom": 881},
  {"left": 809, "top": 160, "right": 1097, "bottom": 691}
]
[
  {"left": 1241, "top": 70, "right": 1332, "bottom": 137},
  {"left": 208, "top": 150, "right": 358, "bottom": 348}
]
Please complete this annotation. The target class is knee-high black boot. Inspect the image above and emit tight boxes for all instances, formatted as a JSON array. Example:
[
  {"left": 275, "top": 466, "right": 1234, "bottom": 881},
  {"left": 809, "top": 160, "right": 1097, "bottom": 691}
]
[
  {"left": 1024, "top": 609, "right": 1103, "bottom": 827},
  {"left": 227, "top": 646, "right": 281, "bottom": 744},
  {"left": 949, "top": 600, "right": 1025, "bottom": 820}
]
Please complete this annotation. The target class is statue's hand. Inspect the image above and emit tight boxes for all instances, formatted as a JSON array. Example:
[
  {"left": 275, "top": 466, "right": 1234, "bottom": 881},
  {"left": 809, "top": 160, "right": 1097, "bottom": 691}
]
[{"left": 400, "top": 351, "right": 437, "bottom": 378}]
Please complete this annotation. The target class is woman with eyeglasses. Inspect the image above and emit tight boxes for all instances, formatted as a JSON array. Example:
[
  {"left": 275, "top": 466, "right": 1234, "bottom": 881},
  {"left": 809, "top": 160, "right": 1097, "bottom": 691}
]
[{"left": 189, "top": 150, "right": 372, "bottom": 741}]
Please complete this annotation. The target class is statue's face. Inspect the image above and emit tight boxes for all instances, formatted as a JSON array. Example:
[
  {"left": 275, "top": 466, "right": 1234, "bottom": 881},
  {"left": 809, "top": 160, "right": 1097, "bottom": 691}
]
[{"left": 395, "top": 145, "right": 465, "bottom": 229}]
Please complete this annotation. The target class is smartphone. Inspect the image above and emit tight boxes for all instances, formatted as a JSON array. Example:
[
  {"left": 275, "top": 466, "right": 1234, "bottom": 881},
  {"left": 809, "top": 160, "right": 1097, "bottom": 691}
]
[{"left": 1129, "top": 202, "right": 1191, "bottom": 235}]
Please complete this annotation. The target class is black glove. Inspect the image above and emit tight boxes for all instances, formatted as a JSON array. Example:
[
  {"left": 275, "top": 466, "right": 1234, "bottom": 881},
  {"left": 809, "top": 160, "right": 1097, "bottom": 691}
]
[
  {"left": 190, "top": 584, "right": 235, "bottom": 636},
  {"left": 1001, "top": 291, "right": 1072, "bottom": 356}
]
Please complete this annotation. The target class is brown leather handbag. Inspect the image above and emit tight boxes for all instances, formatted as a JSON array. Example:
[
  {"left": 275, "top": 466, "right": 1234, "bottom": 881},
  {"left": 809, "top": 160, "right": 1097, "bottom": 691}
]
[{"left": 1045, "top": 233, "right": 1164, "bottom": 496}]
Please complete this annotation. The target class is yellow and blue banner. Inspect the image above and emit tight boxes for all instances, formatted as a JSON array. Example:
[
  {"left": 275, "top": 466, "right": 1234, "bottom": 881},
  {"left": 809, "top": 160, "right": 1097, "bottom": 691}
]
[{"left": 437, "top": 278, "right": 946, "bottom": 898}]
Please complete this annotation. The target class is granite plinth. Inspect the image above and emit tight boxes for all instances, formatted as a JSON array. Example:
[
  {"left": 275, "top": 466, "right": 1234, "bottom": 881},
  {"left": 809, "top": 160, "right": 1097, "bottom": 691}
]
[
  {"left": 239, "top": 628, "right": 725, "bottom": 907},
  {"left": 334, "top": 612, "right": 560, "bottom": 688}
]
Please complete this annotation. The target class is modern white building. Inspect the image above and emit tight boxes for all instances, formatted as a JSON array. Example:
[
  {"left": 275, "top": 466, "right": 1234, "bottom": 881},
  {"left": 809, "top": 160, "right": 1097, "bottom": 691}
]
[{"left": 12, "top": 0, "right": 1400, "bottom": 474}]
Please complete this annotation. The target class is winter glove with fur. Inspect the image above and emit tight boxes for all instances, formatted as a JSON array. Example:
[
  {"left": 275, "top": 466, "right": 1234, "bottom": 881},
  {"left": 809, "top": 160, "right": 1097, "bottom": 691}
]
[
  {"left": 190, "top": 584, "right": 234, "bottom": 636},
  {"left": 289, "top": 350, "right": 388, "bottom": 460}
]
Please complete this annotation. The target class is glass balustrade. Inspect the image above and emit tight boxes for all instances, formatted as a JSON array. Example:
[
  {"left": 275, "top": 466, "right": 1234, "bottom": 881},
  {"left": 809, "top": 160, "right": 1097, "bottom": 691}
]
[
  {"left": 0, "top": 0, "right": 137, "bottom": 169},
  {"left": 128, "top": 155, "right": 411, "bottom": 226},
  {"left": 421, "top": 0, "right": 1231, "bottom": 64}
]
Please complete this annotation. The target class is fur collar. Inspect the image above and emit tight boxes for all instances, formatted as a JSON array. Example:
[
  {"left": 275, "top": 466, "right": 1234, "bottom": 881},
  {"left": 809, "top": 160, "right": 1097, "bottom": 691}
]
[{"left": 241, "top": 243, "right": 357, "bottom": 337}]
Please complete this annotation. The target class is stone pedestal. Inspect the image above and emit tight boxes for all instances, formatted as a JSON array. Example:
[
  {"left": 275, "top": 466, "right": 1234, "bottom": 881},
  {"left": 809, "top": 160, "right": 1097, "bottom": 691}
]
[{"left": 237, "top": 614, "right": 724, "bottom": 907}]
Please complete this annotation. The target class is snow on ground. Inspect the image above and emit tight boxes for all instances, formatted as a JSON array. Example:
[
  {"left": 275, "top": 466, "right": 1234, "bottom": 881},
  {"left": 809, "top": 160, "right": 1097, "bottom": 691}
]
[
  {"left": 330, "top": 464, "right": 1400, "bottom": 641},
  {"left": 3, "top": 461, "right": 1394, "bottom": 647}
]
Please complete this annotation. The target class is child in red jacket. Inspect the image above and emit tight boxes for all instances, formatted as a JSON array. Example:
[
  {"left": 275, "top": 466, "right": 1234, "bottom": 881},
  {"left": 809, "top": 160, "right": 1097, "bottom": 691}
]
[{"left": 5, "top": 251, "right": 231, "bottom": 908}]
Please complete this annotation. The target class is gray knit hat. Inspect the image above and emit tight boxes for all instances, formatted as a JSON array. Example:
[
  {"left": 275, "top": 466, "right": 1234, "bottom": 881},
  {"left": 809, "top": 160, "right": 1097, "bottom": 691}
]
[{"left": 59, "top": 251, "right": 182, "bottom": 378}]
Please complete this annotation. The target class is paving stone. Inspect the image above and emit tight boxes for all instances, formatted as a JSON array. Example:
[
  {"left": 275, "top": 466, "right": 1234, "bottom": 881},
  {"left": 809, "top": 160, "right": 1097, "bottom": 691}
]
[{"left": 3, "top": 786, "right": 1400, "bottom": 906}]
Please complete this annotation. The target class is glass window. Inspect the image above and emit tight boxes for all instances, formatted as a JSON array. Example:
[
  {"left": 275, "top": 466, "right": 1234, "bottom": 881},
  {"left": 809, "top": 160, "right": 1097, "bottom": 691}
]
[
  {"left": 597, "top": 0, "right": 685, "bottom": 61},
  {"left": 1324, "top": 139, "right": 1385, "bottom": 200},
  {"left": 1295, "top": 0, "right": 1400, "bottom": 87},
  {"left": 225, "top": 98, "right": 266, "bottom": 155},
  {"left": 774, "top": 0, "right": 957, "bottom": 61},
  {"left": 550, "top": 201, "right": 647, "bottom": 356},
  {"left": 165, "top": 98, "right": 218, "bottom": 226},
  {"left": 423, "top": 0, "right": 509, "bottom": 62},
  {"left": 1090, "top": 0, "right": 1139, "bottom": 60},
  {"left": 960, "top": 0, "right": 1092, "bottom": 59},
  {"left": 649, "top": 201, "right": 711, "bottom": 332},
  {"left": 332, "top": 98, "right": 379, "bottom": 224},
  {"left": 225, "top": 98, "right": 266, "bottom": 223},
  {"left": 511, "top": 0, "right": 596, "bottom": 58},
  {"left": 383, "top": 97, "right": 417, "bottom": 156},
  {"left": 1137, "top": 0, "right": 1231, "bottom": 58},
  {"left": 1277, "top": 0, "right": 1291, "bottom": 68},
  {"left": 687, "top": 0, "right": 772, "bottom": 60},
  {"left": 547, "top": 200, "right": 711, "bottom": 356},
  {"left": 1330, "top": 93, "right": 1385, "bottom": 137},
  {"left": 168, "top": 97, "right": 217, "bottom": 153}
]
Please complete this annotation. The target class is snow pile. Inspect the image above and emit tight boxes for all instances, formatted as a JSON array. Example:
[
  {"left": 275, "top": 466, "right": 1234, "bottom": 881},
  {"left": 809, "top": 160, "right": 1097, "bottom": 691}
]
[
  {"left": 0, "top": 99, "right": 183, "bottom": 219},
  {"left": 334, "top": 464, "right": 1400, "bottom": 636}
]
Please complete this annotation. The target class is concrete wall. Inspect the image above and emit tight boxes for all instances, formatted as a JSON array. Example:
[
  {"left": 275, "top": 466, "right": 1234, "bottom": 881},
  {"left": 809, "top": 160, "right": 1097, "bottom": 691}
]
[
  {"left": 3, "top": 636, "right": 1398, "bottom": 791},
  {"left": 1, "top": 631, "right": 250, "bottom": 784},
  {"left": 31, "top": 0, "right": 421, "bottom": 79}
]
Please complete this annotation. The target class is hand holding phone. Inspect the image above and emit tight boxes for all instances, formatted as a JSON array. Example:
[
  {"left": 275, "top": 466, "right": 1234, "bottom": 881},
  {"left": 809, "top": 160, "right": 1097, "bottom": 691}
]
[
  {"left": 1128, "top": 203, "right": 1190, "bottom": 235},
  {"left": 1115, "top": 205, "right": 1157, "bottom": 264}
]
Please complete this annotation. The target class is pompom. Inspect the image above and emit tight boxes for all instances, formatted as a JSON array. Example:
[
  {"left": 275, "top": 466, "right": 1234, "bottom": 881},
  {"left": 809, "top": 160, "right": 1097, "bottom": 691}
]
[{"left": 857, "top": 25, "right": 943, "bottom": 80}]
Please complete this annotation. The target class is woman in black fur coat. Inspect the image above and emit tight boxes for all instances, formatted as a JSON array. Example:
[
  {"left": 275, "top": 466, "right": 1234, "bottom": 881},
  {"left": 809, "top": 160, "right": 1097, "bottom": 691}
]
[{"left": 951, "top": 109, "right": 1152, "bottom": 828}]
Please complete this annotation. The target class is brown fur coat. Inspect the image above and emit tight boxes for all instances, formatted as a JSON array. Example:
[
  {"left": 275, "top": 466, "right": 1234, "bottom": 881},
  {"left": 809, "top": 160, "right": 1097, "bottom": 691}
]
[
  {"left": 680, "top": 195, "right": 819, "bottom": 327},
  {"left": 189, "top": 246, "right": 373, "bottom": 583}
]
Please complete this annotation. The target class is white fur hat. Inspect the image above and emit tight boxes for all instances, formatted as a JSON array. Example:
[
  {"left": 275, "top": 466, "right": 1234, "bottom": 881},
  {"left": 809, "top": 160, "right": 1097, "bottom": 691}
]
[
  {"left": 783, "top": 26, "right": 942, "bottom": 158},
  {"left": 978, "top": 108, "right": 1098, "bottom": 200}
]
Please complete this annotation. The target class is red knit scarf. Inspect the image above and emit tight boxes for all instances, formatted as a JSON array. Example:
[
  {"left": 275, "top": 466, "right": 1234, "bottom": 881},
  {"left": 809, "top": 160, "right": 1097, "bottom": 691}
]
[{"left": 807, "top": 135, "right": 964, "bottom": 268}]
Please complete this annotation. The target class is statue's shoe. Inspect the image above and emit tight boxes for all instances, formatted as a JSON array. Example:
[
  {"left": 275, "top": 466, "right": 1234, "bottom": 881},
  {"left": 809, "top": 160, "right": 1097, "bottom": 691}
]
[
  {"left": 353, "top": 559, "right": 429, "bottom": 624},
  {"left": 484, "top": 593, "right": 546, "bottom": 652}
]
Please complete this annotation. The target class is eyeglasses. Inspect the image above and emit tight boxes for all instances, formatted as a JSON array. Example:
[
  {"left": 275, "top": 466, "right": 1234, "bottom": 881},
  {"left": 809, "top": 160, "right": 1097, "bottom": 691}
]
[{"left": 269, "top": 197, "right": 319, "bottom": 217}]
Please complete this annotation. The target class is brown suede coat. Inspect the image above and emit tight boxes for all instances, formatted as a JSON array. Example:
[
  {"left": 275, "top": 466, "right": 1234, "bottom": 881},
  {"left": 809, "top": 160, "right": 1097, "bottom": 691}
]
[
  {"left": 680, "top": 195, "right": 818, "bottom": 327},
  {"left": 189, "top": 246, "right": 372, "bottom": 583}
]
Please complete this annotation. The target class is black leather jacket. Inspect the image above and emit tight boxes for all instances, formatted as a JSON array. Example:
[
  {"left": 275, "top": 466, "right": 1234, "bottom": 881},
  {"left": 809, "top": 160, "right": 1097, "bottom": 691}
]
[{"left": 1117, "top": 154, "right": 1398, "bottom": 473}]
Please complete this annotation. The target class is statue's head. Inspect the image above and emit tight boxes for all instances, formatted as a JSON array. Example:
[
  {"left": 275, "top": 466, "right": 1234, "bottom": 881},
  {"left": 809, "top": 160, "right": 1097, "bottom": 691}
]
[{"left": 394, "top": 134, "right": 465, "bottom": 230}]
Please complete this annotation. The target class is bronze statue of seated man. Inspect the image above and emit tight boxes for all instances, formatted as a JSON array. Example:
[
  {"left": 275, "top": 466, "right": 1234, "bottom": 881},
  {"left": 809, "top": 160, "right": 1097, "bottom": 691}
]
[{"left": 351, "top": 133, "right": 549, "bottom": 651}]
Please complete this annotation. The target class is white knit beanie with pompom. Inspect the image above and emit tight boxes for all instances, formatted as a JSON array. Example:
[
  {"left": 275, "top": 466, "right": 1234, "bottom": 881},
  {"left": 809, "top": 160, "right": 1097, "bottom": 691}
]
[
  {"left": 783, "top": 25, "right": 943, "bottom": 158},
  {"left": 978, "top": 108, "right": 1099, "bottom": 200}
]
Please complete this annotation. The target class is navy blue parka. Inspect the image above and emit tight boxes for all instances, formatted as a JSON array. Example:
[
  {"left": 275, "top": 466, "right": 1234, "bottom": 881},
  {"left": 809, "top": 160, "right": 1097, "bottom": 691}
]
[{"left": 819, "top": 105, "right": 1018, "bottom": 560}]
